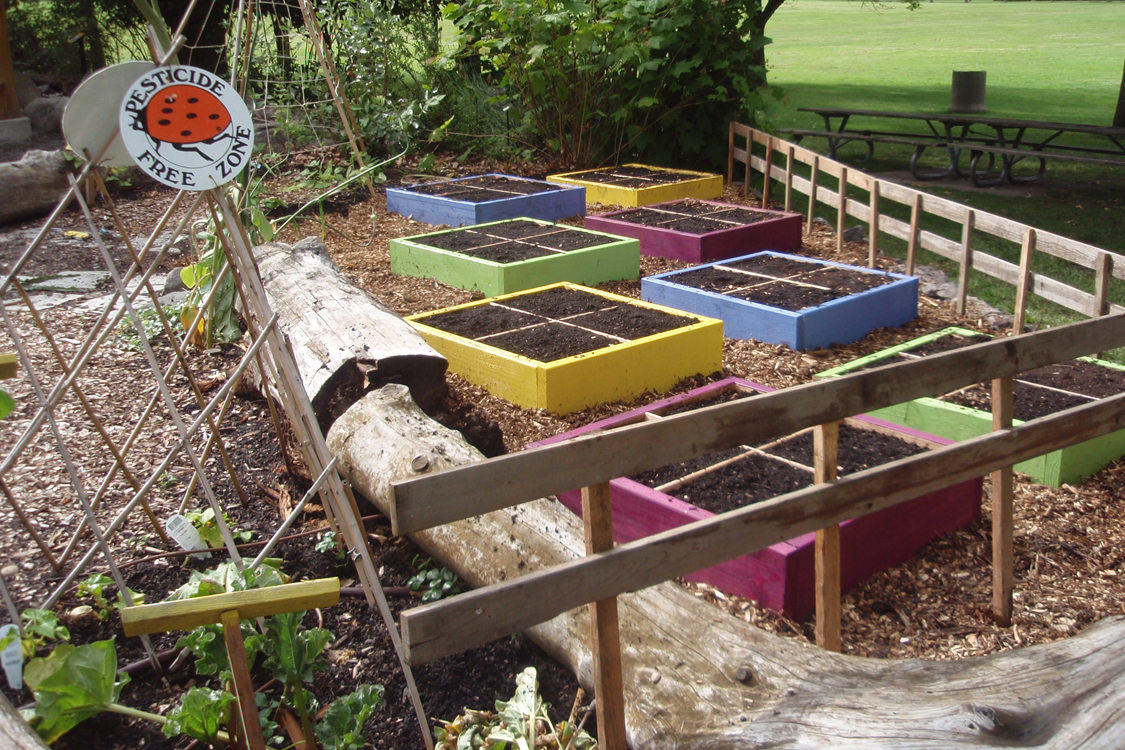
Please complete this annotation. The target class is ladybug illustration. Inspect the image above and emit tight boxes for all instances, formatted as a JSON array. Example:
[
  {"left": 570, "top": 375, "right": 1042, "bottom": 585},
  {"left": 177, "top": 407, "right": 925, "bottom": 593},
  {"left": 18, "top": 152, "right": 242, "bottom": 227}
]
[{"left": 139, "top": 84, "right": 232, "bottom": 159}]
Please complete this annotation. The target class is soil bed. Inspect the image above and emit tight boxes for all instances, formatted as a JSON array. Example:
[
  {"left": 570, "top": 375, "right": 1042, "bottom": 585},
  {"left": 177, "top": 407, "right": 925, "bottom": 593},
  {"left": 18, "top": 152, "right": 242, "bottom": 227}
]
[
  {"left": 608, "top": 199, "right": 782, "bottom": 234},
  {"left": 557, "top": 165, "right": 702, "bottom": 188},
  {"left": 415, "top": 219, "right": 609, "bottom": 263},
  {"left": 668, "top": 255, "right": 895, "bottom": 311},
  {"left": 407, "top": 174, "right": 563, "bottom": 202},
  {"left": 419, "top": 285, "right": 696, "bottom": 361}
]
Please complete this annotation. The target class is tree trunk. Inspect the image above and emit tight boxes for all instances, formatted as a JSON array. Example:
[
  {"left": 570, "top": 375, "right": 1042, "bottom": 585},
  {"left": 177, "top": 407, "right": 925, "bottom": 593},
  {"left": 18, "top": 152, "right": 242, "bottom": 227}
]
[
  {"left": 0, "top": 150, "right": 69, "bottom": 226},
  {"left": 328, "top": 384, "right": 1125, "bottom": 749},
  {"left": 252, "top": 237, "right": 448, "bottom": 431},
  {"left": 0, "top": 693, "right": 48, "bottom": 749}
]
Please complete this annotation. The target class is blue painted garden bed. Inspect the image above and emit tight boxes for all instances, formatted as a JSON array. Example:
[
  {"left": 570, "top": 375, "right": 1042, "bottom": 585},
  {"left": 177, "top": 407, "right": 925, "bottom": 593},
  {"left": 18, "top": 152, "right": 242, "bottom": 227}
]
[
  {"left": 386, "top": 174, "right": 585, "bottom": 227},
  {"left": 641, "top": 251, "right": 918, "bottom": 350}
]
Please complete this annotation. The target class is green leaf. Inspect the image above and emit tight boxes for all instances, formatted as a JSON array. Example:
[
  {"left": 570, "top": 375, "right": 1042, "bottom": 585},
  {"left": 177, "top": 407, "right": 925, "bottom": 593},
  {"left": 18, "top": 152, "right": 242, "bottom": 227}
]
[
  {"left": 314, "top": 684, "right": 386, "bottom": 750},
  {"left": 179, "top": 263, "right": 207, "bottom": 290},
  {"left": 24, "top": 640, "right": 127, "bottom": 743},
  {"left": 162, "top": 687, "right": 235, "bottom": 742},
  {"left": 0, "top": 389, "right": 13, "bottom": 419}
]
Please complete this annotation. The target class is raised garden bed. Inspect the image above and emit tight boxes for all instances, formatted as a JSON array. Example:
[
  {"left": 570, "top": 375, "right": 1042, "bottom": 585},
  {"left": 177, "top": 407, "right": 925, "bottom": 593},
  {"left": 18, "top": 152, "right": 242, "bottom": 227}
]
[
  {"left": 584, "top": 199, "right": 803, "bottom": 262},
  {"left": 546, "top": 164, "right": 722, "bottom": 207},
  {"left": 385, "top": 174, "right": 586, "bottom": 226},
  {"left": 641, "top": 251, "right": 918, "bottom": 350},
  {"left": 815, "top": 326, "right": 1125, "bottom": 486},
  {"left": 406, "top": 282, "right": 723, "bottom": 414},
  {"left": 389, "top": 218, "right": 640, "bottom": 296},
  {"left": 530, "top": 377, "right": 982, "bottom": 620}
]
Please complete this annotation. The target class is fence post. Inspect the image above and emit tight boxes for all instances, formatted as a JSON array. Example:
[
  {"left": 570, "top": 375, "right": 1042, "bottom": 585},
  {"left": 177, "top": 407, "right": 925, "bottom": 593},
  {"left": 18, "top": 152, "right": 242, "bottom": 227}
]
[
  {"left": 813, "top": 421, "right": 842, "bottom": 652},
  {"left": 762, "top": 137, "right": 774, "bottom": 208},
  {"left": 806, "top": 157, "right": 820, "bottom": 235},
  {"left": 582, "top": 482, "right": 628, "bottom": 749},
  {"left": 727, "top": 122, "right": 736, "bottom": 186},
  {"left": 784, "top": 145, "right": 795, "bottom": 212},
  {"left": 1013, "top": 228, "right": 1036, "bottom": 333},
  {"left": 956, "top": 209, "right": 975, "bottom": 315},
  {"left": 991, "top": 378, "right": 1014, "bottom": 625},
  {"left": 905, "top": 193, "right": 922, "bottom": 276},
  {"left": 836, "top": 167, "right": 848, "bottom": 255},
  {"left": 868, "top": 180, "right": 880, "bottom": 268}
]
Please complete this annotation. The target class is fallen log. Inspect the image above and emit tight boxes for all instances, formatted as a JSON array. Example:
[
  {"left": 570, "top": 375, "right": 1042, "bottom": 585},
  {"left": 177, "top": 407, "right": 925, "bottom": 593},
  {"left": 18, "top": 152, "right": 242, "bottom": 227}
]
[
  {"left": 0, "top": 150, "right": 69, "bottom": 226},
  {"left": 327, "top": 384, "right": 1125, "bottom": 748},
  {"left": 252, "top": 237, "right": 447, "bottom": 429}
]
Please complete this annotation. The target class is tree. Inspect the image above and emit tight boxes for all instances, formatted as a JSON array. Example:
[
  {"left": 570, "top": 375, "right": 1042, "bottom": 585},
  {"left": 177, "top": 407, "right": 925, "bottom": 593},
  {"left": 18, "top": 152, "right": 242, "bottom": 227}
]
[{"left": 1114, "top": 55, "right": 1125, "bottom": 127}]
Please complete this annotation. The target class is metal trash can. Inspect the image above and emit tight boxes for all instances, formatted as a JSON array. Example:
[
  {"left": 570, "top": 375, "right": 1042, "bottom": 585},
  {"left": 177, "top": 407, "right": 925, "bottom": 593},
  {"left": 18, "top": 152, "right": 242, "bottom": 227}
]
[{"left": 950, "top": 70, "right": 987, "bottom": 113}]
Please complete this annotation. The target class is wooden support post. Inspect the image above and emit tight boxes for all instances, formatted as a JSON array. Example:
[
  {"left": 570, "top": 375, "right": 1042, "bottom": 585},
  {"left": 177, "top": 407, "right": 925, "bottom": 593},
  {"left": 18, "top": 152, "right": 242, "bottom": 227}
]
[
  {"left": 0, "top": 1, "right": 19, "bottom": 120},
  {"left": 867, "top": 180, "right": 880, "bottom": 268},
  {"left": 0, "top": 352, "right": 16, "bottom": 380},
  {"left": 221, "top": 608, "right": 268, "bottom": 750},
  {"left": 784, "top": 146, "right": 795, "bottom": 213},
  {"left": 991, "top": 378, "right": 1014, "bottom": 626},
  {"left": 836, "top": 168, "right": 847, "bottom": 256},
  {"left": 905, "top": 193, "right": 921, "bottom": 277},
  {"left": 956, "top": 209, "right": 975, "bottom": 316},
  {"left": 806, "top": 157, "right": 819, "bottom": 235},
  {"left": 581, "top": 482, "right": 627, "bottom": 749},
  {"left": 1013, "top": 228, "right": 1036, "bottom": 334},
  {"left": 761, "top": 138, "right": 774, "bottom": 208},
  {"left": 813, "top": 421, "right": 842, "bottom": 652},
  {"left": 122, "top": 578, "right": 340, "bottom": 750},
  {"left": 1094, "top": 252, "right": 1112, "bottom": 318}
]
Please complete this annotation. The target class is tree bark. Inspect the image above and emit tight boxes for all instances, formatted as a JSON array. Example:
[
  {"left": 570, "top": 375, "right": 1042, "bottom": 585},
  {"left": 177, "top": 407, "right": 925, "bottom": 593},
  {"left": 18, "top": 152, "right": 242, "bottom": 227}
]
[
  {"left": 0, "top": 150, "right": 69, "bottom": 226},
  {"left": 328, "top": 384, "right": 1125, "bottom": 749},
  {"left": 0, "top": 693, "right": 48, "bottom": 749},
  {"left": 252, "top": 237, "right": 447, "bottom": 430}
]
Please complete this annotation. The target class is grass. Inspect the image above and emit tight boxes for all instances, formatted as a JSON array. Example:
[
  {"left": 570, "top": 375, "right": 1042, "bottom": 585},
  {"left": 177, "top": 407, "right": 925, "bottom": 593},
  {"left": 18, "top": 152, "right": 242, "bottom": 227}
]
[{"left": 755, "top": 0, "right": 1125, "bottom": 349}]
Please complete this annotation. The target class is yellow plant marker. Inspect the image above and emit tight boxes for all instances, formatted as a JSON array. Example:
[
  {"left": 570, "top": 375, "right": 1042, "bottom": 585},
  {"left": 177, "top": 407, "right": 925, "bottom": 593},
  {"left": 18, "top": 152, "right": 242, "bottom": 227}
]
[{"left": 0, "top": 353, "right": 16, "bottom": 380}]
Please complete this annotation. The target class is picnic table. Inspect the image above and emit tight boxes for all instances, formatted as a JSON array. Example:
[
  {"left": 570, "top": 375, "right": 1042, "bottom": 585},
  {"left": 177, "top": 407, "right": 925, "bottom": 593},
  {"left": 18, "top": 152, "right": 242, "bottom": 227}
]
[{"left": 789, "top": 107, "right": 1125, "bottom": 186}]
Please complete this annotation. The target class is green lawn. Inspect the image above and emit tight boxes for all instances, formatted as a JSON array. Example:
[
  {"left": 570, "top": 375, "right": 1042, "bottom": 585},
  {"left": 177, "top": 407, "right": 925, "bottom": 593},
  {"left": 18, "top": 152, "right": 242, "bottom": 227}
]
[{"left": 756, "top": 0, "right": 1125, "bottom": 344}]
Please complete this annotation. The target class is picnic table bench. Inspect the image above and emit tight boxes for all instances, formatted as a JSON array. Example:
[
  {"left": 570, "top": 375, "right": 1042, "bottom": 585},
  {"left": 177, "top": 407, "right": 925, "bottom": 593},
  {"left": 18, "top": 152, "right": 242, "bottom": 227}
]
[{"left": 788, "top": 107, "right": 1125, "bottom": 186}]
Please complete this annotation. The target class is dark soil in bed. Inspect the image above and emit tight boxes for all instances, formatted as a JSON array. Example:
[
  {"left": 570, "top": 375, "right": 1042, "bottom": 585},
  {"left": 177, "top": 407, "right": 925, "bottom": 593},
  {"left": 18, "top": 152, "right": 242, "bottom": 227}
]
[
  {"left": 414, "top": 219, "right": 612, "bottom": 263},
  {"left": 564, "top": 165, "right": 707, "bottom": 188},
  {"left": 632, "top": 423, "right": 929, "bottom": 512},
  {"left": 407, "top": 174, "right": 562, "bottom": 202},
  {"left": 665, "top": 254, "right": 896, "bottom": 312},
  {"left": 418, "top": 286, "right": 697, "bottom": 361},
  {"left": 610, "top": 199, "right": 782, "bottom": 234},
  {"left": 846, "top": 331, "right": 1125, "bottom": 420}
]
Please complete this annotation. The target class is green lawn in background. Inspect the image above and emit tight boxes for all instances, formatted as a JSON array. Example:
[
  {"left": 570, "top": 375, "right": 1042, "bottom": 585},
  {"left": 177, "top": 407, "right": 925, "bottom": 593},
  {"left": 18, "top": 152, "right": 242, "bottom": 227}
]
[{"left": 756, "top": 0, "right": 1125, "bottom": 344}]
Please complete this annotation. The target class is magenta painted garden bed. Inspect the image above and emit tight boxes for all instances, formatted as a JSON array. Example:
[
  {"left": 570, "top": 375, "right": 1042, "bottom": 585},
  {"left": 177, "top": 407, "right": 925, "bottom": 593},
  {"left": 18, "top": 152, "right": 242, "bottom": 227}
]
[
  {"left": 530, "top": 377, "right": 982, "bottom": 620},
  {"left": 584, "top": 199, "right": 802, "bottom": 262}
]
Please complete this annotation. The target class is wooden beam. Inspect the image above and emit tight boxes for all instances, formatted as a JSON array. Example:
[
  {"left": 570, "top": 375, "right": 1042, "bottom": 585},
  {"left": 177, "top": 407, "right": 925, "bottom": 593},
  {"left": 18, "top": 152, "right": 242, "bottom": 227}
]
[
  {"left": 836, "top": 167, "right": 848, "bottom": 254},
  {"left": 905, "top": 192, "right": 922, "bottom": 277},
  {"left": 806, "top": 157, "right": 819, "bottom": 234},
  {"left": 813, "top": 422, "right": 841, "bottom": 652},
  {"left": 120, "top": 578, "right": 340, "bottom": 636},
  {"left": 582, "top": 483, "right": 627, "bottom": 749},
  {"left": 1094, "top": 252, "right": 1112, "bottom": 318},
  {"left": 392, "top": 315, "right": 1125, "bottom": 535},
  {"left": 957, "top": 209, "right": 975, "bottom": 315},
  {"left": 1013, "top": 228, "right": 1037, "bottom": 333},
  {"left": 221, "top": 609, "right": 268, "bottom": 750},
  {"left": 867, "top": 181, "right": 880, "bottom": 268},
  {"left": 991, "top": 377, "right": 1015, "bottom": 626},
  {"left": 401, "top": 391, "right": 1125, "bottom": 664},
  {"left": 761, "top": 137, "right": 774, "bottom": 208},
  {"left": 784, "top": 145, "right": 795, "bottom": 212}
]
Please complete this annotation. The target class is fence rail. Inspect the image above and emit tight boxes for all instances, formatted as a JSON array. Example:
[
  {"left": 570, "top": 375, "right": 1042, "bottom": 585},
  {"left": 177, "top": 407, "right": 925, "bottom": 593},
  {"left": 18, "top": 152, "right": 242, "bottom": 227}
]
[{"left": 728, "top": 122, "right": 1125, "bottom": 324}]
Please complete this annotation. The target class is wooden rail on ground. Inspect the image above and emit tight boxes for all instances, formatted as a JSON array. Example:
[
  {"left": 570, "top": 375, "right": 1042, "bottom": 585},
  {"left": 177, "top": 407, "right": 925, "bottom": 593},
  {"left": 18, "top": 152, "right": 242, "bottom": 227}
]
[
  {"left": 390, "top": 315, "right": 1125, "bottom": 746},
  {"left": 728, "top": 122, "right": 1125, "bottom": 323}
]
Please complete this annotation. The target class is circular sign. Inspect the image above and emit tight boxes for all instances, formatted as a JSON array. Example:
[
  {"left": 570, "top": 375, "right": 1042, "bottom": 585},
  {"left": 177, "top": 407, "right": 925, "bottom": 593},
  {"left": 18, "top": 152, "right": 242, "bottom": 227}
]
[
  {"left": 63, "top": 60, "right": 155, "bottom": 168},
  {"left": 118, "top": 65, "right": 255, "bottom": 191}
]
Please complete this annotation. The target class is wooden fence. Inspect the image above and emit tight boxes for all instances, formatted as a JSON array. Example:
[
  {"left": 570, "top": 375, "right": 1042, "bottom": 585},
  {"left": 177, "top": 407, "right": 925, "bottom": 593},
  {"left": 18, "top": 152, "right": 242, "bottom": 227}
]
[
  {"left": 727, "top": 122, "right": 1125, "bottom": 330},
  {"left": 391, "top": 315, "right": 1125, "bottom": 747}
]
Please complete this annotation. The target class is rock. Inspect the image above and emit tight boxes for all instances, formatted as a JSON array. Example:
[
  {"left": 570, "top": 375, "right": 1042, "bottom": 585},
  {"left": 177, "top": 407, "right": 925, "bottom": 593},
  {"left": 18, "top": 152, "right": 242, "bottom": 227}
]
[
  {"left": 841, "top": 225, "right": 866, "bottom": 243},
  {"left": 22, "top": 97, "right": 68, "bottom": 135},
  {"left": 163, "top": 267, "right": 187, "bottom": 295},
  {"left": 0, "top": 150, "right": 70, "bottom": 225},
  {"left": 13, "top": 71, "right": 41, "bottom": 109}
]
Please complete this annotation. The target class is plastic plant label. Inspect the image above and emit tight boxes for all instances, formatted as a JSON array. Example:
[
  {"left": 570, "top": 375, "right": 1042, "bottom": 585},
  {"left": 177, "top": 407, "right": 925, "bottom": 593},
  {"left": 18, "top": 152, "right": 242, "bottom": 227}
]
[
  {"left": 1, "top": 623, "right": 21, "bottom": 690},
  {"left": 166, "top": 513, "right": 209, "bottom": 560}
]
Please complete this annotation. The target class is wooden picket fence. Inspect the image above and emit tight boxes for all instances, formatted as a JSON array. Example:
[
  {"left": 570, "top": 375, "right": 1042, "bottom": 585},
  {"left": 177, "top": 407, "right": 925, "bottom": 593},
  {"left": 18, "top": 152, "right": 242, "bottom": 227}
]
[
  {"left": 727, "top": 122, "right": 1125, "bottom": 331},
  {"left": 391, "top": 316, "right": 1125, "bottom": 747}
]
